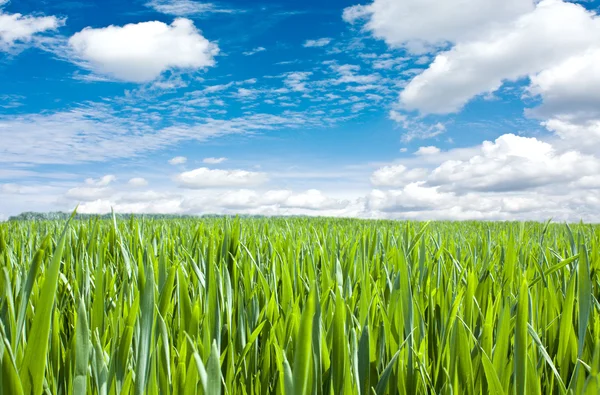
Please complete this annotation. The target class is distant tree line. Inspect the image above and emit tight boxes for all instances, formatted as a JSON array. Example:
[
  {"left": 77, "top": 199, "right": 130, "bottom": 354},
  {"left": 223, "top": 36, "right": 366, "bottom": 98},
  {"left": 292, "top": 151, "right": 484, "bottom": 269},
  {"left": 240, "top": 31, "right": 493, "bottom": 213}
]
[
  {"left": 7, "top": 212, "right": 273, "bottom": 221},
  {"left": 8, "top": 212, "right": 198, "bottom": 221}
]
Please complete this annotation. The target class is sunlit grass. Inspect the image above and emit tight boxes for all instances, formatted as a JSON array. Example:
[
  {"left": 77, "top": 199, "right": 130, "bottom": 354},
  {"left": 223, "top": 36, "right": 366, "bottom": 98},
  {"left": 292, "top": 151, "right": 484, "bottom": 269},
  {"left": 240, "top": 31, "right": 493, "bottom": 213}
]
[{"left": 0, "top": 216, "right": 598, "bottom": 394}]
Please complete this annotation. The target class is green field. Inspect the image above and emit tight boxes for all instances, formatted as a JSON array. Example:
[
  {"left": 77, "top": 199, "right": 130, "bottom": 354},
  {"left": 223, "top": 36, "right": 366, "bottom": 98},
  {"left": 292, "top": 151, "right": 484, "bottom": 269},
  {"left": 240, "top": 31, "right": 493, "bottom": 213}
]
[{"left": 0, "top": 216, "right": 599, "bottom": 394}]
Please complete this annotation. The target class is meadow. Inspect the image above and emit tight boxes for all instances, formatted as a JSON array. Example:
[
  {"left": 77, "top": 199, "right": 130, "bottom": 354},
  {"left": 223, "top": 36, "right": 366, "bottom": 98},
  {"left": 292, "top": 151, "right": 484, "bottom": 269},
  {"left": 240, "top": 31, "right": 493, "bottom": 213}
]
[{"left": 0, "top": 215, "right": 598, "bottom": 394}]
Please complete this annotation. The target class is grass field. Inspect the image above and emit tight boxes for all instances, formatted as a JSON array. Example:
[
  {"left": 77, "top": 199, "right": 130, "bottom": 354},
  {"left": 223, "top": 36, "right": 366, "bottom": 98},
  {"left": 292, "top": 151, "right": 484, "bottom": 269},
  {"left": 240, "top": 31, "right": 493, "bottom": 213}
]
[{"left": 0, "top": 215, "right": 599, "bottom": 394}]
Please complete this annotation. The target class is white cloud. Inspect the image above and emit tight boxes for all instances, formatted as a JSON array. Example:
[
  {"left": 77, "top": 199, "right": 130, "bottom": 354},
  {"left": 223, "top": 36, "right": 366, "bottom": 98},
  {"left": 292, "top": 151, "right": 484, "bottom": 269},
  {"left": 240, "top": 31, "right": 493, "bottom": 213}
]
[
  {"left": 389, "top": 110, "right": 446, "bottom": 142},
  {"left": 0, "top": 183, "right": 24, "bottom": 194},
  {"left": 79, "top": 197, "right": 182, "bottom": 215},
  {"left": 367, "top": 183, "right": 453, "bottom": 212},
  {"left": 0, "top": 2, "right": 64, "bottom": 51},
  {"left": 282, "top": 71, "right": 312, "bottom": 92},
  {"left": 70, "top": 186, "right": 354, "bottom": 217},
  {"left": 365, "top": 182, "right": 600, "bottom": 222},
  {"left": 118, "top": 190, "right": 176, "bottom": 203},
  {"left": 145, "top": 0, "right": 236, "bottom": 16},
  {"left": 65, "top": 176, "right": 117, "bottom": 201},
  {"left": 128, "top": 177, "right": 148, "bottom": 187},
  {"left": 303, "top": 38, "right": 332, "bottom": 48},
  {"left": 243, "top": 46, "right": 266, "bottom": 56},
  {"left": 201, "top": 83, "right": 232, "bottom": 93},
  {"left": 203, "top": 157, "right": 227, "bottom": 164},
  {"left": 283, "top": 189, "right": 348, "bottom": 209},
  {"left": 372, "top": 57, "right": 405, "bottom": 70},
  {"left": 427, "top": 134, "right": 600, "bottom": 192},
  {"left": 332, "top": 64, "right": 380, "bottom": 85},
  {"left": 85, "top": 175, "right": 116, "bottom": 186},
  {"left": 176, "top": 167, "right": 268, "bottom": 188},
  {"left": 69, "top": 18, "right": 219, "bottom": 82},
  {"left": 234, "top": 87, "right": 259, "bottom": 99},
  {"left": 239, "top": 78, "right": 257, "bottom": 85},
  {"left": 66, "top": 186, "right": 113, "bottom": 201},
  {"left": 183, "top": 188, "right": 348, "bottom": 210},
  {"left": 415, "top": 146, "right": 440, "bottom": 155},
  {"left": 169, "top": 156, "right": 187, "bottom": 165},
  {"left": 362, "top": 118, "right": 600, "bottom": 222},
  {"left": 528, "top": 49, "right": 600, "bottom": 121},
  {"left": 371, "top": 132, "right": 600, "bottom": 195},
  {"left": 0, "top": 104, "right": 328, "bottom": 165},
  {"left": 398, "top": 0, "right": 600, "bottom": 114},
  {"left": 371, "top": 165, "right": 428, "bottom": 187},
  {"left": 343, "top": 0, "right": 534, "bottom": 52},
  {"left": 542, "top": 118, "right": 600, "bottom": 154}
]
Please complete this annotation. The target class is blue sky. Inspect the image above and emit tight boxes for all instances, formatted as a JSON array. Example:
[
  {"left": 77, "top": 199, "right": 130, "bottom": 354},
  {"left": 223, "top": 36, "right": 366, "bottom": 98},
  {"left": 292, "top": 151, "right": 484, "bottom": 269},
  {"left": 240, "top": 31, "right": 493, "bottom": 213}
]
[{"left": 2, "top": 0, "right": 600, "bottom": 221}]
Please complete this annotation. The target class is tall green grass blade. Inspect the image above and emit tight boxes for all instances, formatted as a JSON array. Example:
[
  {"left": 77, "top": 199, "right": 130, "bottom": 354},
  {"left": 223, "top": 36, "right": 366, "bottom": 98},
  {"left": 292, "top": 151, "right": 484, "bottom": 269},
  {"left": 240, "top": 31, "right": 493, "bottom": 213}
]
[
  {"left": 515, "top": 278, "right": 529, "bottom": 395},
  {"left": 207, "top": 340, "right": 222, "bottom": 395},
  {"left": 134, "top": 254, "right": 155, "bottom": 395},
  {"left": 73, "top": 296, "right": 90, "bottom": 395},
  {"left": 20, "top": 216, "right": 70, "bottom": 395}
]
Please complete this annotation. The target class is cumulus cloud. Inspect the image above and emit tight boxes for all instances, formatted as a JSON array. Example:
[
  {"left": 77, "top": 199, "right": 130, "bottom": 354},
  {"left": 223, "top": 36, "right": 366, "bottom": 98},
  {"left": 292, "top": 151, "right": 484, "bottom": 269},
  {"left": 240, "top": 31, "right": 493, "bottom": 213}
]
[
  {"left": 337, "top": 0, "right": 600, "bottom": 222},
  {"left": 371, "top": 133, "right": 600, "bottom": 195},
  {"left": 367, "top": 186, "right": 516, "bottom": 220},
  {"left": 0, "top": 2, "right": 64, "bottom": 51},
  {"left": 365, "top": 182, "right": 600, "bottom": 222},
  {"left": 427, "top": 134, "right": 600, "bottom": 192},
  {"left": 415, "top": 146, "right": 440, "bottom": 155},
  {"left": 362, "top": 119, "right": 600, "bottom": 222},
  {"left": 182, "top": 189, "right": 348, "bottom": 211},
  {"left": 399, "top": 1, "right": 600, "bottom": 114},
  {"left": 69, "top": 18, "right": 219, "bottom": 82},
  {"left": 303, "top": 38, "right": 332, "bottom": 48},
  {"left": 169, "top": 156, "right": 187, "bottom": 165},
  {"left": 65, "top": 175, "right": 116, "bottom": 201},
  {"left": 66, "top": 186, "right": 113, "bottom": 201},
  {"left": 71, "top": 186, "right": 354, "bottom": 217},
  {"left": 392, "top": 0, "right": 600, "bottom": 113},
  {"left": 176, "top": 167, "right": 268, "bottom": 188},
  {"left": 542, "top": 118, "right": 600, "bottom": 154},
  {"left": 368, "top": 183, "right": 453, "bottom": 212},
  {"left": 371, "top": 165, "right": 428, "bottom": 187},
  {"left": 345, "top": 1, "right": 600, "bottom": 117},
  {"left": 283, "top": 189, "right": 348, "bottom": 209},
  {"left": 128, "top": 177, "right": 148, "bottom": 187},
  {"left": 343, "top": 0, "right": 534, "bottom": 51},
  {"left": 78, "top": 197, "right": 182, "bottom": 215},
  {"left": 528, "top": 49, "right": 600, "bottom": 121},
  {"left": 203, "top": 157, "right": 227, "bottom": 164}
]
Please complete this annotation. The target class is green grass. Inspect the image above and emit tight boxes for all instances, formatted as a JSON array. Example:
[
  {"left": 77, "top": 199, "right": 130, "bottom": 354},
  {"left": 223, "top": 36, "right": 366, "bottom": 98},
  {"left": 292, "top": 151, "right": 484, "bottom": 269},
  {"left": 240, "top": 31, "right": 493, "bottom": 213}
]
[{"left": 0, "top": 216, "right": 598, "bottom": 394}]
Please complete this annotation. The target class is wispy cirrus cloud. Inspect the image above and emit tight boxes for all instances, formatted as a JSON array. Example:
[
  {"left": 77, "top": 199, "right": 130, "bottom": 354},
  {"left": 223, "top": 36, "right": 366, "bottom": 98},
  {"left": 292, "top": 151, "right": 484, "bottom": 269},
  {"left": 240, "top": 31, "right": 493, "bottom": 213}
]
[
  {"left": 145, "top": 0, "right": 238, "bottom": 16},
  {"left": 243, "top": 46, "right": 266, "bottom": 56},
  {"left": 303, "top": 37, "right": 332, "bottom": 48},
  {"left": 0, "top": 98, "right": 333, "bottom": 164}
]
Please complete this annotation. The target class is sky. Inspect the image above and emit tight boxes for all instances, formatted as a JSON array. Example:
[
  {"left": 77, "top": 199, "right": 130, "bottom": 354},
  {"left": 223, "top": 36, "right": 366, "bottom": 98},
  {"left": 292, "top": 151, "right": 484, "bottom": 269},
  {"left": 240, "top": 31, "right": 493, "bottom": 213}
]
[{"left": 1, "top": 0, "right": 600, "bottom": 222}]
